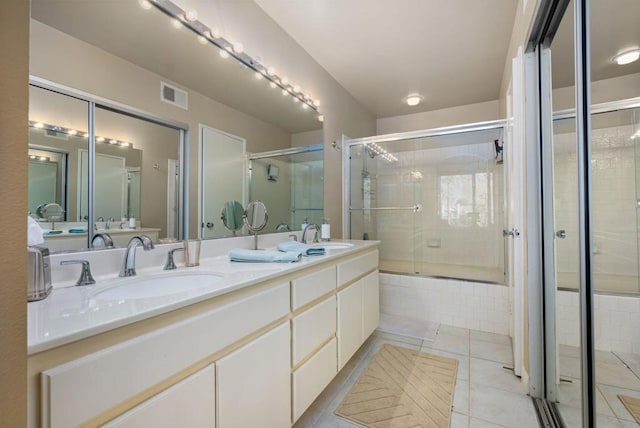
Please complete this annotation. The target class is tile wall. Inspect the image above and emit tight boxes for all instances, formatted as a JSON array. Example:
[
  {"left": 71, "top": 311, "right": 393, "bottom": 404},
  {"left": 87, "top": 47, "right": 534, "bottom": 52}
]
[
  {"left": 380, "top": 273, "right": 511, "bottom": 335},
  {"left": 557, "top": 290, "right": 640, "bottom": 353}
]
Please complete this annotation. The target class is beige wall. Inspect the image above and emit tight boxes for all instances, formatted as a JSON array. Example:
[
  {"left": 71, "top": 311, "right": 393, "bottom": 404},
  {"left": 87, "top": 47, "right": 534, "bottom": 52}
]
[
  {"left": 376, "top": 100, "right": 501, "bottom": 135},
  {"left": 0, "top": 0, "right": 28, "bottom": 426},
  {"left": 552, "top": 72, "right": 640, "bottom": 110}
]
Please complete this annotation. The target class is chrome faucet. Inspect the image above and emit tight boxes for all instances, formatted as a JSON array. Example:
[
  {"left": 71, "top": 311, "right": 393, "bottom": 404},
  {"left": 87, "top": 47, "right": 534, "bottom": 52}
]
[
  {"left": 119, "top": 235, "right": 155, "bottom": 277},
  {"left": 92, "top": 232, "right": 114, "bottom": 249},
  {"left": 301, "top": 224, "right": 320, "bottom": 244},
  {"left": 105, "top": 217, "right": 115, "bottom": 230}
]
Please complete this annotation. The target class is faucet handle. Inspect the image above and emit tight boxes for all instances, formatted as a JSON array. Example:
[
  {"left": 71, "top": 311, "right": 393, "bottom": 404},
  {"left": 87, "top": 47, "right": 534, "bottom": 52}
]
[
  {"left": 60, "top": 259, "right": 96, "bottom": 286},
  {"left": 288, "top": 234, "right": 298, "bottom": 242},
  {"left": 164, "top": 248, "right": 184, "bottom": 270}
]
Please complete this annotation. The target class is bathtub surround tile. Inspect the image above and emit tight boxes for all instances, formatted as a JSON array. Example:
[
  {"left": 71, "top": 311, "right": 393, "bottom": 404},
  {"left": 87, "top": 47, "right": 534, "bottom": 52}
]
[{"left": 379, "top": 274, "right": 510, "bottom": 336}]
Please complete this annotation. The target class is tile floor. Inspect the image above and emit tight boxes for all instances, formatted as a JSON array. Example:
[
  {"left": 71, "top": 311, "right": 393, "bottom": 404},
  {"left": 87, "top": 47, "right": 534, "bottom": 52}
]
[
  {"left": 557, "top": 345, "right": 640, "bottom": 427},
  {"left": 294, "top": 325, "right": 539, "bottom": 428}
]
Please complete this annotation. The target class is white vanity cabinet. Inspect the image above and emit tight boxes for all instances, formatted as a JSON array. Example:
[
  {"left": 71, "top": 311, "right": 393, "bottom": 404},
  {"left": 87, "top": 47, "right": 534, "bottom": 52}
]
[
  {"left": 103, "top": 364, "right": 216, "bottom": 428},
  {"left": 30, "top": 244, "right": 380, "bottom": 428},
  {"left": 336, "top": 251, "right": 379, "bottom": 370},
  {"left": 217, "top": 322, "right": 291, "bottom": 428}
]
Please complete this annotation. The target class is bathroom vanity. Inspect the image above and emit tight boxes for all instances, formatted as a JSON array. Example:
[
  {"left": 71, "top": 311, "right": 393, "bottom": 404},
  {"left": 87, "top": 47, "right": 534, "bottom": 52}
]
[{"left": 27, "top": 237, "right": 379, "bottom": 427}]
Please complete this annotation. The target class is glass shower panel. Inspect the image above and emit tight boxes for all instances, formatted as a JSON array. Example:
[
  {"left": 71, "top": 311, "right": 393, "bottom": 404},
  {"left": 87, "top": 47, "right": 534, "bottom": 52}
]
[
  {"left": 349, "top": 127, "right": 505, "bottom": 283},
  {"left": 554, "top": 109, "right": 640, "bottom": 295}
]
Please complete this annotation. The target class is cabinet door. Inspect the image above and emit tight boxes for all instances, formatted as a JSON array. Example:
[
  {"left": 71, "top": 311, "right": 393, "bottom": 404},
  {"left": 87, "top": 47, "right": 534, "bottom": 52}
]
[
  {"left": 104, "top": 364, "right": 215, "bottom": 428},
  {"left": 217, "top": 322, "right": 290, "bottom": 428},
  {"left": 337, "top": 280, "right": 364, "bottom": 370},
  {"left": 362, "top": 271, "right": 380, "bottom": 339}
]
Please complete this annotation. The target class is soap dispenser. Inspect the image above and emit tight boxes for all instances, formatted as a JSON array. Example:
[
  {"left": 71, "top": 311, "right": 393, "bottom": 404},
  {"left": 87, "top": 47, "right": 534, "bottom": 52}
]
[{"left": 321, "top": 218, "right": 331, "bottom": 241}]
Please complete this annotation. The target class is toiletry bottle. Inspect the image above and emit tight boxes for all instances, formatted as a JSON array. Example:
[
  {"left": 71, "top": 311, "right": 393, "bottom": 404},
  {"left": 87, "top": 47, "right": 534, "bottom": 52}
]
[
  {"left": 321, "top": 218, "right": 330, "bottom": 241},
  {"left": 301, "top": 216, "right": 308, "bottom": 232}
]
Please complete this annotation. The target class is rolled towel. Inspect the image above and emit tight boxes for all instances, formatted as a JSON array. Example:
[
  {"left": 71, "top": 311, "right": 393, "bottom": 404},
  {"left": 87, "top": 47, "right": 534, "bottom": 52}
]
[
  {"left": 229, "top": 248, "right": 302, "bottom": 263},
  {"left": 277, "top": 241, "right": 326, "bottom": 256},
  {"left": 43, "top": 230, "right": 63, "bottom": 235},
  {"left": 68, "top": 227, "right": 87, "bottom": 233}
]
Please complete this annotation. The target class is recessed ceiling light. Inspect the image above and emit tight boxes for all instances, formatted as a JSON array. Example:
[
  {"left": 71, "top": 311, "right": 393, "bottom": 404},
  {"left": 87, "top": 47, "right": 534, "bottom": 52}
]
[
  {"left": 613, "top": 48, "right": 640, "bottom": 65},
  {"left": 405, "top": 94, "right": 423, "bottom": 106}
]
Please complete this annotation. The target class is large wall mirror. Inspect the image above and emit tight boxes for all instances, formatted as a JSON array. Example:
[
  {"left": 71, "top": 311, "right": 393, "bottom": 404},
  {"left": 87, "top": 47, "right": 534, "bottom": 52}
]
[
  {"left": 28, "top": 83, "right": 187, "bottom": 252},
  {"left": 30, "top": 0, "right": 324, "bottom": 250}
]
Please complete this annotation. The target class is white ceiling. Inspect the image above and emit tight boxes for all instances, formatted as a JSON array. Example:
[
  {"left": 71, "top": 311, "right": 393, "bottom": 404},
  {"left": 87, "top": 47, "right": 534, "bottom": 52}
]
[{"left": 254, "top": 0, "right": 519, "bottom": 118}]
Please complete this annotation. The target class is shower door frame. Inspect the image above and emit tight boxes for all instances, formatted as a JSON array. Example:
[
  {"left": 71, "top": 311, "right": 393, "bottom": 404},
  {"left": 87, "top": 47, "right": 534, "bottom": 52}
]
[{"left": 342, "top": 120, "right": 507, "bottom": 240}]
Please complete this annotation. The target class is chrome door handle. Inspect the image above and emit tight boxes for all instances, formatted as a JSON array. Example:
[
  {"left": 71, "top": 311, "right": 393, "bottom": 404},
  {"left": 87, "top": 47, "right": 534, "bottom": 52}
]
[
  {"left": 206, "top": 222, "right": 214, "bottom": 229},
  {"left": 503, "top": 228, "right": 520, "bottom": 237},
  {"left": 556, "top": 230, "right": 567, "bottom": 239}
]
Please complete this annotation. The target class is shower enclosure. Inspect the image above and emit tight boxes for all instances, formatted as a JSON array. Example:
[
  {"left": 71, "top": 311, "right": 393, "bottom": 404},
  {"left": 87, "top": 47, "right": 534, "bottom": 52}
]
[
  {"left": 345, "top": 121, "right": 506, "bottom": 284},
  {"left": 248, "top": 144, "right": 323, "bottom": 233}
]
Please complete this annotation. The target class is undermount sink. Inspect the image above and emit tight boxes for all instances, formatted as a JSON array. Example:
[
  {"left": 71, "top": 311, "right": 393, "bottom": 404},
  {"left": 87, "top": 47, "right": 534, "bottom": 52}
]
[
  {"left": 312, "top": 242, "right": 354, "bottom": 250},
  {"left": 93, "top": 272, "right": 224, "bottom": 301}
]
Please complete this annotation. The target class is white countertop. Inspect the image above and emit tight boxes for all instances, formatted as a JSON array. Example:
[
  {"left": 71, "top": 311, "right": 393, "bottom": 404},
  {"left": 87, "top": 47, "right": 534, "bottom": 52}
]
[{"left": 28, "top": 238, "right": 378, "bottom": 355}]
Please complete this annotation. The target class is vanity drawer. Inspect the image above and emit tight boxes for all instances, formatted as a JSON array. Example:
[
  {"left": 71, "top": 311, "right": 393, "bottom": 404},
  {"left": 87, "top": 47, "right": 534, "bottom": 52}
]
[
  {"left": 292, "top": 337, "right": 337, "bottom": 423},
  {"left": 337, "top": 250, "right": 379, "bottom": 286},
  {"left": 292, "top": 295, "right": 336, "bottom": 366},
  {"left": 41, "top": 282, "right": 289, "bottom": 428},
  {"left": 291, "top": 265, "right": 337, "bottom": 309}
]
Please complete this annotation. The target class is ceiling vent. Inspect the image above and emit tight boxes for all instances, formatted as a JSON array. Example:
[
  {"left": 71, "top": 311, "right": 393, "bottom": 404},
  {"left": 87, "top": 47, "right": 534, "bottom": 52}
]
[
  {"left": 44, "top": 129, "right": 68, "bottom": 140},
  {"left": 160, "top": 82, "right": 188, "bottom": 110}
]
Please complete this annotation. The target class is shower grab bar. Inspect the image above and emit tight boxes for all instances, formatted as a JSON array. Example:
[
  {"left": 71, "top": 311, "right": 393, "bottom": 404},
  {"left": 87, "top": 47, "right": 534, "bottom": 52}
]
[{"left": 350, "top": 204, "right": 422, "bottom": 212}]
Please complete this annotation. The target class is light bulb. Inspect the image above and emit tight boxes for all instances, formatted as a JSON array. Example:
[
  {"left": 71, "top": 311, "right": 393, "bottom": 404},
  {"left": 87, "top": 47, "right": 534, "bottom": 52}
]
[
  {"left": 405, "top": 94, "right": 422, "bottom": 106},
  {"left": 185, "top": 9, "right": 198, "bottom": 22},
  {"left": 81, "top": 133, "right": 88, "bottom": 138},
  {"left": 318, "top": 115, "right": 324, "bottom": 122},
  {"left": 281, "top": 77, "right": 289, "bottom": 86},
  {"left": 198, "top": 35, "right": 208, "bottom": 45},
  {"left": 232, "top": 42, "right": 243, "bottom": 54},
  {"left": 269, "top": 82, "right": 277, "bottom": 89},
  {"left": 171, "top": 18, "right": 182, "bottom": 29},
  {"left": 613, "top": 49, "right": 640, "bottom": 65},
  {"left": 29, "top": 155, "right": 37, "bottom": 159},
  {"left": 109, "top": 139, "right": 118, "bottom": 145},
  {"left": 313, "top": 99, "right": 320, "bottom": 107},
  {"left": 33, "top": 122, "right": 44, "bottom": 128},
  {"left": 302, "top": 103, "right": 309, "bottom": 110},
  {"left": 39, "top": 156, "right": 47, "bottom": 161},
  {"left": 293, "top": 85, "right": 301, "bottom": 93},
  {"left": 96, "top": 136, "right": 105, "bottom": 142},
  {"left": 293, "top": 97, "right": 300, "bottom": 103},
  {"left": 139, "top": 0, "right": 152, "bottom": 10},
  {"left": 210, "top": 28, "right": 221, "bottom": 38},
  {"left": 282, "top": 89, "right": 288, "bottom": 96},
  {"left": 67, "top": 129, "right": 77, "bottom": 136},
  {"left": 219, "top": 49, "right": 230, "bottom": 59},
  {"left": 267, "top": 66, "right": 276, "bottom": 76},
  {"left": 255, "top": 72, "right": 263, "bottom": 80}
]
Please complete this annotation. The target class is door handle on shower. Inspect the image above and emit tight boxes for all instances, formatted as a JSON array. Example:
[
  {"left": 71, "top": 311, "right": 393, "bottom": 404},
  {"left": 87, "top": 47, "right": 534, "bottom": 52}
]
[
  {"left": 556, "top": 230, "right": 567, "bottom": 239},
  {"left": 503, "top": 228, "right": 520, "bottom": 237}
]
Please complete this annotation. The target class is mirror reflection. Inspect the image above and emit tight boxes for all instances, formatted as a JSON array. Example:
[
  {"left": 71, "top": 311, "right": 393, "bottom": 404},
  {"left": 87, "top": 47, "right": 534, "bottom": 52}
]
[
  {"left": 243, "top": 201, "right": 269, "bottom": 232},
  {"left": 30, "top": 0, "right": 325, "bottom": 252},
  {"left": 249, "top": 145, "right": 324, "bottom": 234},
  {"left": 220, "top": 201, "right": 245, "bottom": 235}
]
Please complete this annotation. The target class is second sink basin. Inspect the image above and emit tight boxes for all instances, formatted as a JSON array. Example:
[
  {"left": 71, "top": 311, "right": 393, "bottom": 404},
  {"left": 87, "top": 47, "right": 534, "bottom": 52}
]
[
  {"left": 312, "top": 242, "right": 354, "bottom": 250},
  {"left": 94, "top": 272, "right": 224, "bottom": 301}
]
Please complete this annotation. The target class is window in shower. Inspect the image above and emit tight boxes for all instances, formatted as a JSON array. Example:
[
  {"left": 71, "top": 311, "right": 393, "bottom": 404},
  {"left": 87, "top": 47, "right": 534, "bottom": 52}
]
[{"left": 347, "top": 125, "right": 506, "bottom": 284}]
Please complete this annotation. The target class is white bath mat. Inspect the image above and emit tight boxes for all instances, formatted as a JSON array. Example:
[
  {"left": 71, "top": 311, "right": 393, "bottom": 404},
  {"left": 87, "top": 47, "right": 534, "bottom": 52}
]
[{"left": 378, "top": 313, "right": 439, "bottom": 342}]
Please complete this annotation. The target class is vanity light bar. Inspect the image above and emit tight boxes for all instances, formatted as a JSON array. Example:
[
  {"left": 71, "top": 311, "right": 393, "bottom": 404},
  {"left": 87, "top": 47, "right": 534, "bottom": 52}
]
[
  {"left": 29, "top": 120, "right": 134, "bottom": 149},
  {"left": 145, "top": 0, "right": 323, "bottom": 117}
]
